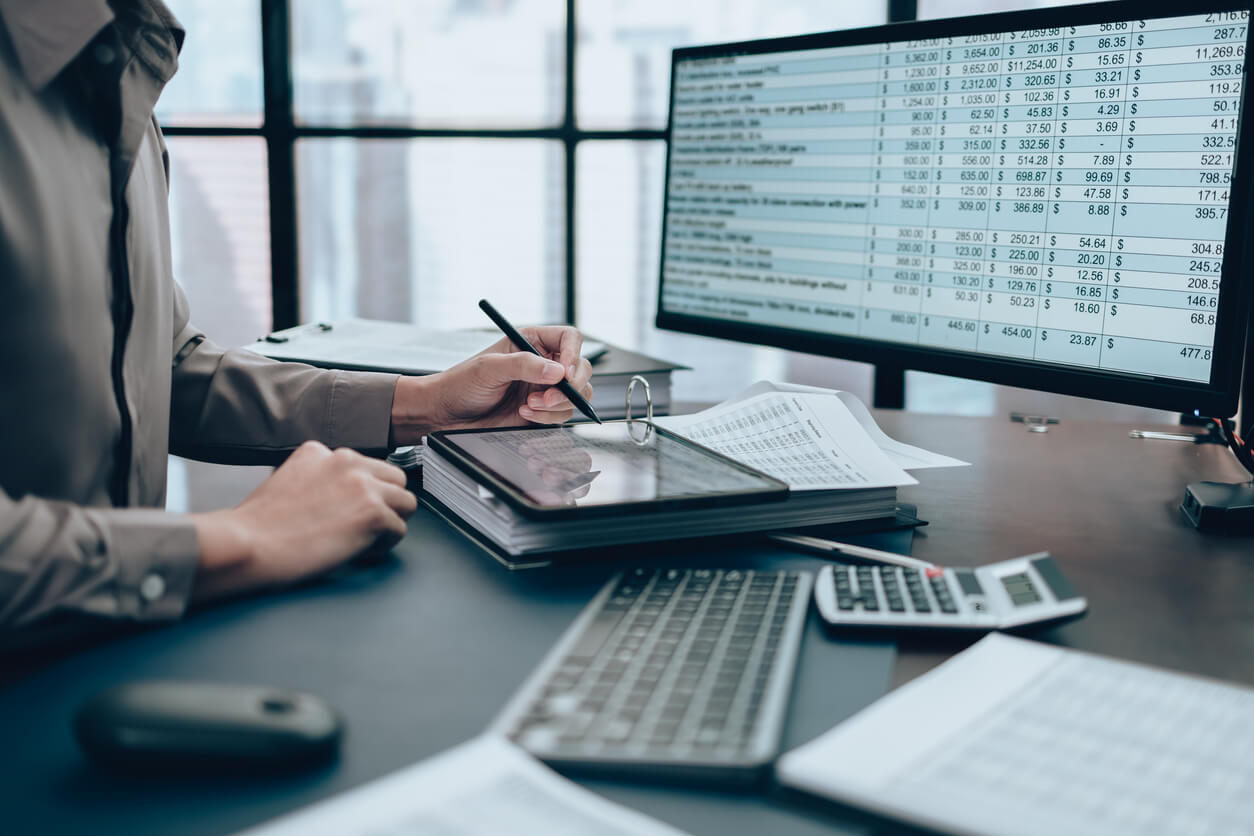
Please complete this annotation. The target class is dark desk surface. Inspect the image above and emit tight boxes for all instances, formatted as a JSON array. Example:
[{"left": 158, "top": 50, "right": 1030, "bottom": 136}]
[
  {"left": 3, "top": 413, "right": 1252, "bottom": 835},
  {"left": 874, "top": 413, "right": 1254, "bottom": 689}
]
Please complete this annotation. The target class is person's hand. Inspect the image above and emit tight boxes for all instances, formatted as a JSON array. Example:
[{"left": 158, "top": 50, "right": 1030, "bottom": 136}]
[
  {"left": 389, "top": 325, "right": 594, "bottom": 444},
  {"left": 189, "top": 441, "right": 417, "bottom": 602}
]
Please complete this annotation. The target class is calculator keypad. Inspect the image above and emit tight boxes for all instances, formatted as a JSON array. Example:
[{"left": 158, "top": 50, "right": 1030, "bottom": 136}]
[{"left": 830, "top": 565, "right": 962, "bottom": 618}]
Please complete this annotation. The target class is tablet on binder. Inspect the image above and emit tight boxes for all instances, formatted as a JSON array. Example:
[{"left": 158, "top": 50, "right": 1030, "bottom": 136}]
[{"left": 426, "top": 422, "right": 788, "bottom": 521}]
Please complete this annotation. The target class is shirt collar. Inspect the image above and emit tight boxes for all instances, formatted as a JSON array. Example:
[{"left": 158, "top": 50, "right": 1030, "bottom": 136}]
[{"left": 0, "top": 0, "right": 183, "bottom": 92}]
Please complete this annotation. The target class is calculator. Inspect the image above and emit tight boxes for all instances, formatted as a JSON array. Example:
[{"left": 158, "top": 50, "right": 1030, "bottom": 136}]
[{"left": 813, "top": 553, "right": 1087, "bottom": 633}]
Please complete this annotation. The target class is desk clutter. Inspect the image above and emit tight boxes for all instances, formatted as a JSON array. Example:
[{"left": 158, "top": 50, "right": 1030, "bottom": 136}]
[
  {"left": 233, "top": 561, "right": 1254, "bottom": 836},
  {"left": 420, "top": 380, "right": 967, "bottom": 564}
]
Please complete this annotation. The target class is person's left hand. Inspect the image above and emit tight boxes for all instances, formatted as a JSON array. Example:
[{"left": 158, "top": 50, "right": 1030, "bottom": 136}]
[{"left": 389, "top": 325, "right": 594, "bottom": 444}]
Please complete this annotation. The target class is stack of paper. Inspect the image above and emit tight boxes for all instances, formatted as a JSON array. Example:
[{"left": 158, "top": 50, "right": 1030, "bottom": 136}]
[{"left": 421, "top": 381, "right": 965, "bottom": 558}]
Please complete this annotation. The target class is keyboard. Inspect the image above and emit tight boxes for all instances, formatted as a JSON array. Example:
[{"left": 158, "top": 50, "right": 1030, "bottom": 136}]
[{"left": 494, "top": 567, "right": 813, "bottom": 784}]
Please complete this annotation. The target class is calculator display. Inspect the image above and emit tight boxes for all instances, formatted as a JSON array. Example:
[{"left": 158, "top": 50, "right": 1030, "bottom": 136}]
[{"left": 1001, "top": 572, "right": 1043, "bottom": 607}]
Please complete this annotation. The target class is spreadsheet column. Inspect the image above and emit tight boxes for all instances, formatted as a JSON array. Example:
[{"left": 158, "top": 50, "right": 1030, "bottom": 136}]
[
  {"left": 662, "top": 46, "right": 881, "bottom": 333},
  {"left": 917, "top": 33, "right": 1003, "bottom": 352},
  {"left": 1099, "top": 11, "right": 1246, "bottom": 381},
  {"left": 1032, "top": 24, "right": 1133, "bottom": 368},
  {"left": 979, "top": 27, "right": 1065, "bottom": 360},
  {"left": 863, "top": 39, "right": 943, "bottom": 343}
]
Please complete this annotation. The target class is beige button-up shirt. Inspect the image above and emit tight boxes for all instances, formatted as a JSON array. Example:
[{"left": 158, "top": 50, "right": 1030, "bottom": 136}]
[{"left": 0, "top": 0, "right": 399, "bottom": 633}]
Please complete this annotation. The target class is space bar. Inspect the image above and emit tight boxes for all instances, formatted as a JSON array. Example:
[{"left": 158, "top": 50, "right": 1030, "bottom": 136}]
[{"left": 567, "top": 607, "right": 629, "bottom": 660}]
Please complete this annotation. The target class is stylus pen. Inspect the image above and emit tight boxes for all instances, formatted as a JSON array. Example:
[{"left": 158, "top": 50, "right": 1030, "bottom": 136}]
[
  {"left": 767, "top": 533, "right": 938, "bottom": 569},
  {"left": 478, "top": 299, "right": 603, "bottom": 424}
]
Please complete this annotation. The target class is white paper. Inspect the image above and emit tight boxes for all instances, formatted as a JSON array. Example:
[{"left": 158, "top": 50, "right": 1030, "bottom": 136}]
[
  {"left": 674, "top": 381, "right": 969, "bottom": 472},
  {"left": 237, "top": 735, "right": 689, "bottom": 836},
  {"left": 657, "top": 388, "right": 918, "bottom": 491},
  {"left": 256, "top": 319, "right": 498, "bottom": 371},
  {"left": 256, "top": 320, "right": 608, "bottom": 375}
]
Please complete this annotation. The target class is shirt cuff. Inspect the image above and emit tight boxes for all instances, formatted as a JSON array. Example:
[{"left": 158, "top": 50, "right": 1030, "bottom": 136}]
[
  {"left": 81, "top": 509, "right": 201, "bottom": 621},
  {"left": 325, "top": 370, "right": 400, "bottom": 451}
]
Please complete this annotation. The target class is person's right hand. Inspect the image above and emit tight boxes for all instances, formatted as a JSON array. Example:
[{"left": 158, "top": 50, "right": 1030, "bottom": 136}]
[{"left": 189, "top": 441, "right": 417, "bottom": 602}]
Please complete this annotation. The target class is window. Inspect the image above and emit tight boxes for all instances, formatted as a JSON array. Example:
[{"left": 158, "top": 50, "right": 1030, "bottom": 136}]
[{"left": 161, "top": 0, "right": 889, "bottom": 410}]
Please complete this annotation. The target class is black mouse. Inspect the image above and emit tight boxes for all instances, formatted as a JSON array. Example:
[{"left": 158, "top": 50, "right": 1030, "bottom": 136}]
[{"left": 73, "top": 680, "right": 343, "bottom": 773}]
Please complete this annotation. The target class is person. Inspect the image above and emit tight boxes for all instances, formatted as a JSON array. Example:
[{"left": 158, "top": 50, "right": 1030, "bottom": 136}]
[{"left": 0, "top": 0, "right": 593, "bottom": 634}]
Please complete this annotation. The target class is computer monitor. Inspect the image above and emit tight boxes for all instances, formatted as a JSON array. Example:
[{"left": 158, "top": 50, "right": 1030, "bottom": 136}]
[{"left": 656, "top": 0, "right": 1252, "bottom": 417}]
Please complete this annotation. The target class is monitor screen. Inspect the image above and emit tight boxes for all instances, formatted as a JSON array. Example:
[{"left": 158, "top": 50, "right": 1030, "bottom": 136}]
[{"left": 657, "top": 1, "right": 1252, "bottom": 416}]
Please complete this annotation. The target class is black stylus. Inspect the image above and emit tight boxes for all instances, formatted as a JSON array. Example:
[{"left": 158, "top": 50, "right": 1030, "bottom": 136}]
[{"left": 478, "top": 299, "right": 603, "bottom": 424}]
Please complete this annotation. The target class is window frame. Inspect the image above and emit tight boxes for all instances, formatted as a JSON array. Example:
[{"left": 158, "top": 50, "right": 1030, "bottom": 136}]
[{"left": 161, "top": 0, "right": 917, "bottom": 331}]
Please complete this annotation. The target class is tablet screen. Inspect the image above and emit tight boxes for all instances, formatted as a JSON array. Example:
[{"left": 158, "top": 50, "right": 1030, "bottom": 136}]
[{"left": 435, "top": 422, "right": 787, "bottom": 514}]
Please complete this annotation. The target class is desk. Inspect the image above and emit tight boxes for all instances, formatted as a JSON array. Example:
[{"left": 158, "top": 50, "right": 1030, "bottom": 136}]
[{"left": 2, "top": 413, "right": 1252, "bottom": 835}]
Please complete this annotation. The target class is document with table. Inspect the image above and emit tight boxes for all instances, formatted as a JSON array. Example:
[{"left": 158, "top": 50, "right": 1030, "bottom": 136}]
[{"left": 777, "top": 633, "right": 1254, "bottom": 836}]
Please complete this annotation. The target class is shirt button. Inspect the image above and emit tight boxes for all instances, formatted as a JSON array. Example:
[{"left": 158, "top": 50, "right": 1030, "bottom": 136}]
[
  {"left": 139, "top": 573, "right": 166, "bottom": 602},
  {"left": 92, "top": 43, "right": 117, "bottom": 65}
]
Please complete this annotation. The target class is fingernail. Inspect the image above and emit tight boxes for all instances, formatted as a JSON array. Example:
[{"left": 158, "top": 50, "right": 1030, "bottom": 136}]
[
  {"left": 567, "top": 364, "right": 576, "bottom": 378},
  {"left": 544, "top": 360, "right": 564, "bottom": 380}
]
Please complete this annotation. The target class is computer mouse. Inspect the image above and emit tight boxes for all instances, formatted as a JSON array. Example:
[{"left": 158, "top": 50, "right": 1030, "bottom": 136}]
[{"left": 73, "top": 680, "right": 343, "bottom": 773}]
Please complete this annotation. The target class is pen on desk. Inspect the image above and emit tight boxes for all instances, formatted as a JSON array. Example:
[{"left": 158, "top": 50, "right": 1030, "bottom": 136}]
[
  {"left": 478, "top": 299, "right": 603, "bottom": 424},
  {"left": 766, "top": 533, "right": 937, "bottom": 569},
  {"left": 1129, "top": 429, "right": 1207, "bottom": 443}
]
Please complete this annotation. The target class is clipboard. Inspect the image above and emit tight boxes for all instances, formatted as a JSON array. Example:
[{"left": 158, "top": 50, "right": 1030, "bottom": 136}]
[{"left": 425, "top": 421, "right": 789, "bottom": 522}]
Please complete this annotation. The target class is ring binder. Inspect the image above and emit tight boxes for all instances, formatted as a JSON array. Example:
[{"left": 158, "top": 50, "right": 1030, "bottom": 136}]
[{"left": 626, "top": 375, "right": 654, "bottom": 446}]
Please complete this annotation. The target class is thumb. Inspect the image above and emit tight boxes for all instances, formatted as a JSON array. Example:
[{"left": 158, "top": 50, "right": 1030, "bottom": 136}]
[{"left": 478, "top": 352, "right": 565, "bottom": 386}]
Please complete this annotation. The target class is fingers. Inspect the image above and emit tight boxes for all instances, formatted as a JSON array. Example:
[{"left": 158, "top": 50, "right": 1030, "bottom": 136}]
[
  {"left": 359, "top": 456, "right": 408, "bottom": 487},
  {"left": 522, "top": 325, "right": 583, "bottom": 374},
  {"left": 477, "top": 351, "right": 565, "bottom": 387},
  {"left": 525, "top": 357, "right": 593, "bottom": 412},
  {"left": 379, "top": 482, "right": 419, "bottom": 518},
  {"left": 326, "top": 444, "right": 408, "bottom": 487}
]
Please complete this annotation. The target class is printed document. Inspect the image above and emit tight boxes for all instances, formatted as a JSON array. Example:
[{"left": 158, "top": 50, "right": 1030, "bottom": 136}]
[
  {"left": 657, "top": 382, "right": 966, "bottom": 491},
  {"left": 238, "top": 735, "right": 688, "bottom": 836}
]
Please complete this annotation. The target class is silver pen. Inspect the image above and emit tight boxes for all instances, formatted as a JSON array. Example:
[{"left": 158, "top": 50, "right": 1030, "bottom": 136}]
[
  {"left": 1128, "top": 430, "right": 1204, "bottom": 443},
  {"left": 767, "top": 533, "right": 938, "bottom": 569}
]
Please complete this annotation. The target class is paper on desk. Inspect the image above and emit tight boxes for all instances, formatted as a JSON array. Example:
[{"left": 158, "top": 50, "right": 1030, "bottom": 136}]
[
  {"left": 657, "top": 385, "right": 920, "bottom": 491},
  {"left": 703, "top": 381, "right": 968, "bottom": 471},
  {"left": 237, "top": 735, "right": 689, "bottom": 836},
  {"left": 256, "top": 319, "right": 498, "bottom": 371}
]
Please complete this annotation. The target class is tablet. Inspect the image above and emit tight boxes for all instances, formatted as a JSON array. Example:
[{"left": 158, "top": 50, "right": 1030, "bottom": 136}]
[{"left": 426, "top": 421, "right": 789, "bottom": 519}]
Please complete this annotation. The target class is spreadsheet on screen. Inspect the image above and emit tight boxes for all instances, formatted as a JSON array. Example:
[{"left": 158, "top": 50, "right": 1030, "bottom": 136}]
[{"left": 660, "top": 10, "right": 1248, "bottom": 386}]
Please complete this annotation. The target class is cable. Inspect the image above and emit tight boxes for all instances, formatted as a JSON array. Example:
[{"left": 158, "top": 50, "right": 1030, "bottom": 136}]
[{"left": 1208, "top": 417, "right": 1254, "bottom": 476}]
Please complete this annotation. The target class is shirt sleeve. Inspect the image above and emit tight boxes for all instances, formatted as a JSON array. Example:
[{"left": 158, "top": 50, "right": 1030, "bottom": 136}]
[
  {"left": 0, "top": 492, "right": 199, "bottom": 630},
  {"left": 168, "top": 283, "right": 401, "bottom": 464}
]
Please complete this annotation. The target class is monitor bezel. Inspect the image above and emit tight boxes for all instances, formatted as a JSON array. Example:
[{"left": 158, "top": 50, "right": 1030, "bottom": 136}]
[{"left": 655, "top": 0, "right": 1253, "bottom": 417}]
